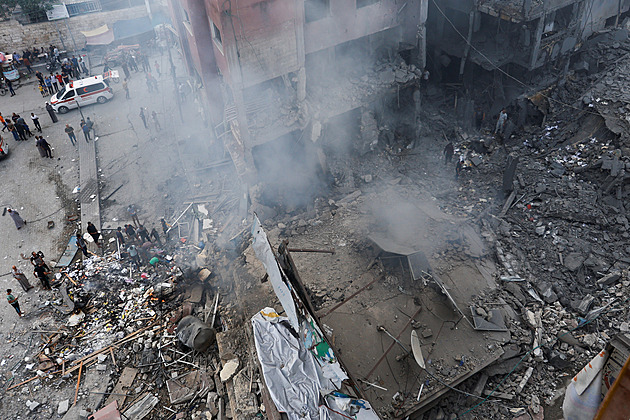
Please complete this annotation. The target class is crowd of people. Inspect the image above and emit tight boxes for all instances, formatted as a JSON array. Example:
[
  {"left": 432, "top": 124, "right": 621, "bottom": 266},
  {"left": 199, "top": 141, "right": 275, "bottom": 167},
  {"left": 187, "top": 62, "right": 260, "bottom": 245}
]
[
  {"left": 112, "top": 205, "right": 170, "bottom": 271},
  {"left": 35, "top": 54, "right": 88, "bottom": 97}
]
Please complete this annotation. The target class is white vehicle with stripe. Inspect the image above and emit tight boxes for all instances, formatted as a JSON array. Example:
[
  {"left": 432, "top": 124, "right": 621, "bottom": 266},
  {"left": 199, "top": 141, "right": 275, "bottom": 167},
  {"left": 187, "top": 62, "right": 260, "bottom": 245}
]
[{"left": 50, "top": 75, "right": 114, "bottom": 114}]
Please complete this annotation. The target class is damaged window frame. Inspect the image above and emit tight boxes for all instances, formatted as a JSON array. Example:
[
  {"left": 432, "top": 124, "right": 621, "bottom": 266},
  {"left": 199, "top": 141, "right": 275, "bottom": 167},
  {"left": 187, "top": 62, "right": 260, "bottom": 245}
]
[{"left": 210, "top": 19, "right": 224, "bottom": 54}]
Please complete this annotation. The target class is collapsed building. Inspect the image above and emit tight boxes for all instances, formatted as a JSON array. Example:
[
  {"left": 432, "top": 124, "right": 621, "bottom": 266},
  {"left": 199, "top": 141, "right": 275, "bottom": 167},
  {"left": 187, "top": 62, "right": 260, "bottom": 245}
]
[
  {"left": 7, "top": 0, "right": 630, "bottom": 419},
  {"left": 154, "top": 0, "right": 630, "bottom": 418}
]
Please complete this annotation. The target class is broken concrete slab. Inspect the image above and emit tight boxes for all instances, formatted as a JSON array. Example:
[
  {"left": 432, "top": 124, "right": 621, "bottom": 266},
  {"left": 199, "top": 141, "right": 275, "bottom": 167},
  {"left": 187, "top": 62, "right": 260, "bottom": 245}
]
[
  {"left": 123, "top": 393, "right": 158, "bottom": 420},
  {"left": 563, "top": 253, "right": 585, "bottom": 272}
]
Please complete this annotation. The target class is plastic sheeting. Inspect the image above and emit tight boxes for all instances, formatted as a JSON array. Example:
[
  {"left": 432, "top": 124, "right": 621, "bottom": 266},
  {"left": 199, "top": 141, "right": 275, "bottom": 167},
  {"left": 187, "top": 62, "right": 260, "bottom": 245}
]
[
  {"left": 252, "top": 309, "right": 323, "bottom": 419},
  {"left": 252, "top": 309, "right": 379, "bottom": 419},
  {"left": 563, "top": 349, "right": 608, "bottom": 420},
  {"left": 251, "top": 215, "right": 299, "bottom": 330}
]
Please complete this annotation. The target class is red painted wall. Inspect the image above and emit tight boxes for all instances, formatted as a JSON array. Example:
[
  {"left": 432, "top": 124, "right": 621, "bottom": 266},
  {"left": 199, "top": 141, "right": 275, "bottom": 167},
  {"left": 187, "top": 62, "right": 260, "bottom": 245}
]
[{"left": 206, "top": 0, "right": 300, "bottom": 88}]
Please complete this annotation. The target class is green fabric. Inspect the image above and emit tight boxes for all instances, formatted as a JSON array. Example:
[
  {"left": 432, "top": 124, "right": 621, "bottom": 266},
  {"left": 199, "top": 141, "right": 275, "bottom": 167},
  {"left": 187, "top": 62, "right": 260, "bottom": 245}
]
[{"left": 149, "top": 257, "right": 159, "bottom": 265}]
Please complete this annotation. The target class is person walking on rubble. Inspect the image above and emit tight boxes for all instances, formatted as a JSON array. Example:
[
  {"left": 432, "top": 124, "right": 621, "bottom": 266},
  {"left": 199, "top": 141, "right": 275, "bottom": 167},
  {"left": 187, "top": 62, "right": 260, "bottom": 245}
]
[
  {"left": 12, "top": 266, "right": 33, "bottom": 292},
  {"left": 76, "top": 233, "right": 89, "bottom": 258},
  {"left": 455, "top": 155, "right": 464, "bottom": 180},
  {"left": 160, "top": 218, "right": 171, "bottom": 241},
  {"left": 116, "top": 226, "right": 125, "bottom": 246},
  {"left": 33, "top": 262, "right": 51, "bottom": 290},
  {"left": 87, "top": 221, "right": 101, "bottom": 247},
  {"left": 127, "top": 205, "right": 140, "bottom": 226},
  {"left": 127, "top": 244, "right": 141, "bottom": 268},
  {"left": 443, "top": 142, "right": 454, "bottom": 165},
  {"left": 125, "top": 224, "right": 137, "bottom": 242},
  {"left": 137, "top": 225, "right": 151, "bottom": 244},
  {"left": 7, "top": 290, "right": 24, "bottom": 317},
  {"left": 495, "top": 109, "right": 508, "bottom": 136},
  {"left": 150, "top": 226, "right": 162, "bottom": 246}
]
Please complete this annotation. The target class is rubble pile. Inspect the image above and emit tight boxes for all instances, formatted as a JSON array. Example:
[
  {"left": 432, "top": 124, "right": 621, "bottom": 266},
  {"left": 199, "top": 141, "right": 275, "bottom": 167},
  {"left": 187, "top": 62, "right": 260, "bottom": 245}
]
[{"left": 2, "top": 243, "right": 266, "bottom": 419}]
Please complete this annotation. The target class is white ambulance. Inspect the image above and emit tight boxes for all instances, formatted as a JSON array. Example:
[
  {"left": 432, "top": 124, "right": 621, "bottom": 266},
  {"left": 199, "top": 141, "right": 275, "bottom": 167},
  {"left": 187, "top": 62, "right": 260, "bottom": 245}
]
[{"left": 50, "top": 75, "right": 114, "bottom": 114}]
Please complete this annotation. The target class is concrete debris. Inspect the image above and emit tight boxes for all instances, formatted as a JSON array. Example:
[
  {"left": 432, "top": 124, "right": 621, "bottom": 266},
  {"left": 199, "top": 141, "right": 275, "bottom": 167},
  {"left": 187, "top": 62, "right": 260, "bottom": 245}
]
[
  {"left": 58, "top": 399, "right": 70, "bottom": 415},
  {"left": 220, "top": 358, "right": 240, "bottom": 382}
]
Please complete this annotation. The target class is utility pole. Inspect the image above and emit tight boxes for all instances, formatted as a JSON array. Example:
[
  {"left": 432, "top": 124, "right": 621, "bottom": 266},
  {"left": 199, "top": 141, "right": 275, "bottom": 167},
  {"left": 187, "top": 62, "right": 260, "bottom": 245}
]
[{"left": 64, "top": 19, "right": 78, "bottom": 55}]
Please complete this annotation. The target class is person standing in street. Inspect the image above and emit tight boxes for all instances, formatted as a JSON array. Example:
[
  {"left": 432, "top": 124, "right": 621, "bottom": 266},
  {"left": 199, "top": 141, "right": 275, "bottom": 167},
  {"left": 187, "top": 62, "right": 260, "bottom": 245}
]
[
  {"left": 6, "top": 78, "right": 15, "bottom": 96},
  {"left": 161, "top": 218, "right": 170, "bottom": 241},
  {"left": 86, "top": 117, "right": 95, "bottom": 138},
  {"left": 87, "top": 222, "right": 101, "bottom": 247},
  {"left": 6, "top": 290, "right": 23, "bottom": 316},
  {"left": 16, "top": 116, "right": 32, "bottom": 137},
  {"left": 76, "top": 233, "right": 89, "bottom": 257},
  {"left": 12, "top": 266, "right": 33, "bottom": 292},
  {"left": 151, "top": 111, "right": 161, "bottom": 131},
  {"left": 51, "top": 73, "right": 59, "bottom": 92},
  {"left": 0, "top": 113, "right": 8, "bottom": 131},
  {"left": 122, "top": 78, "right": 130, "bottom": 99},
  {"left": 80, "top": 119, "right": 91, "bottom": 142},
  {"left": 7, "top": 208, "right": 25, "bottom": 230},
  {"left": 6, "top": 121, "right": 18, "bottom": 141},
  {"left": 30, "top": 113, "right": 42, "bottom": 132},
  {"left": 33, "top": 262, "right": 51, "bottom": 289},
  {"left": 44, "top": 75, "right": 53, "bottom": 95},
  {"left": 55, "top": 72, "right": 63, "bottom": 88},
  {"left": 65, "top": 124, "right": 77, "bottom": 146},
  {"left": 37, "top": 136, "right": 53, "bottom": 158},
  {"left": 45, "top": 102, "right": 58, "bottom": 123},
  {"left": 121, "top": 62, "right": 130, "bottom": 80},
  {"left": 139, "top": 107, "right": 148, "bottom": 129},
  {"left": 35, "top": 70, "right": 44, "bottom": 86},
  {"left": 127, "top": 205, "right": 140, "bottom": 226}
]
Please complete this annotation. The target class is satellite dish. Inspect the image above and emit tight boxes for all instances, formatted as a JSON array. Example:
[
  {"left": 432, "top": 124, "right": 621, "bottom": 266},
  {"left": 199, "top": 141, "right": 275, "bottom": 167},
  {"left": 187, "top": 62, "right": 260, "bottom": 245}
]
[{"left": 411, "top": 330, "right": 426, "bottom": 370}]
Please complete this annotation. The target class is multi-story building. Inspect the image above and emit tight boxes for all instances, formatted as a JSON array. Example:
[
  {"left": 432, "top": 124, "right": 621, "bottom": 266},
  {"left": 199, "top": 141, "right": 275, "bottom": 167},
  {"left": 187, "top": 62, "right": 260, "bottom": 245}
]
[{"left": 167, "top": 0, "right": 428, "bottom": 187}]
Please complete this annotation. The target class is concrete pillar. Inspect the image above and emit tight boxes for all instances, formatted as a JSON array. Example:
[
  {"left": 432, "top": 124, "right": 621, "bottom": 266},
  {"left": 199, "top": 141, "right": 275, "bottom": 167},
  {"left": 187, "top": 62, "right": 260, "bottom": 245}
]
[
  {"left": 459, "top": 11, "right": 475, "bottom": 76},
  {"left": 529, "top": 16, "right": 545, "bottom": 70},
  {"left": 297, "top": 67, "right": 306, "bottom": 102},
  {"left": 417, "top": 0, "right": 428, "bottom": 69}
]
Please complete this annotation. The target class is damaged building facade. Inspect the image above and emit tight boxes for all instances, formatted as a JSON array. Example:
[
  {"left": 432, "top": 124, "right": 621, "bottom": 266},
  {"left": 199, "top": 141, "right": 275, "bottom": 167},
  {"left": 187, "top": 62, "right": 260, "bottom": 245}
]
[
  {"left": 158, "top": 0, "right": 630, "bottom": 418},
  {"left": 167, "top": 0, "right": 429, "bottom": 205},
  {"left": 166, "top": 0, "right": 630, "bottom": 201}
]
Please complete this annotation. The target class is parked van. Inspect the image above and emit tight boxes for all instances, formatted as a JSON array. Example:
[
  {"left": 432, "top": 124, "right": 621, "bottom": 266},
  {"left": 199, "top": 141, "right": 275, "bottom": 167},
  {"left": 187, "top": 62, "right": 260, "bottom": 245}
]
[{"left": 50, "top": 75, "right": 113, "bottom": 114}]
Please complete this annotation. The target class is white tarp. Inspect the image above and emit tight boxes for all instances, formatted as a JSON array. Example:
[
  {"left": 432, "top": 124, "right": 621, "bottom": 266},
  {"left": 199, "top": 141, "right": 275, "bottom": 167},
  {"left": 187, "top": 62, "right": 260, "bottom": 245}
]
[
  {"left": 251, "top": 214, "right": 299, "bottom": 331},
  {"left": 562, "top": 348, "right": 608, "bottom": 420},
  {"left": 252, "top": 309, "right": 378, "bottom": 420},
  {"left": 252, "top": 309, "right": 323, "bottom": 419}
]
